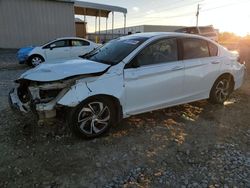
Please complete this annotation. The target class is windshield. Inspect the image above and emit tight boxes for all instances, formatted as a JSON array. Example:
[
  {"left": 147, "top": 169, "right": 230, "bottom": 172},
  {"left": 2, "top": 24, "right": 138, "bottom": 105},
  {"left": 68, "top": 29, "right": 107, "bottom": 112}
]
[
  {"left": 86, "top": 37, "right": 148, "bottom": 65},
  {"left": 41, "top": 39, "right": 56, "bottom": 47}
]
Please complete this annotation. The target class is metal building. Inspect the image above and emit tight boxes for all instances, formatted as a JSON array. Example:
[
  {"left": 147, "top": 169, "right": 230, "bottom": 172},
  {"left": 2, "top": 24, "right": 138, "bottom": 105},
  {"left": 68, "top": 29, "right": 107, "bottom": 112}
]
[
  {"left": 0, "top": 0, "right": 75, "bottom": 48},
  {"left": 87, "top": 24, "right": 185, "bottom": 42},
  {"left": 101, "top": 25, "right": 185, "bottom": 35},
  {"left": 0, "top": 0, "right": 127, "bottom": 49}
]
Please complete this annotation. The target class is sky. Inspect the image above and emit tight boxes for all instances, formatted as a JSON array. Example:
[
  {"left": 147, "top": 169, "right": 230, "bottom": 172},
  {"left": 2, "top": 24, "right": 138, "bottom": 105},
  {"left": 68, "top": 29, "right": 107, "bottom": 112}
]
[{"left": 76, "top": 0, "right": 250, "bottom": 36}]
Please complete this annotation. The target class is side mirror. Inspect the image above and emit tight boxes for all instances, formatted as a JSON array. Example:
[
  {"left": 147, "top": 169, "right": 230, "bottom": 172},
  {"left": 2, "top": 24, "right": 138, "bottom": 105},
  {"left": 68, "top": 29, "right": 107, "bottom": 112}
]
[
  {"left": 127, "top": 57, "right": 140, "bottom": 68},
  {"left": 124, "top": 57, "right": 140, "bottom": 69},
  {"left": 132, "top": 60, "right": 140, "bottom": 68},
  {"left": 50, "top": 44, "right": 56, "bottom": 50},
  {"left": 132, "top": 57, "right": 140, "bottom": 68}
]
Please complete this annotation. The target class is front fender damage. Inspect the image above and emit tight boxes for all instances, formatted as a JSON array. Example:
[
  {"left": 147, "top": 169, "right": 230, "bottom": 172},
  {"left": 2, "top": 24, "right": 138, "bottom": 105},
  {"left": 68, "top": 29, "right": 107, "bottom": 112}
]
[
  {"left": 57, "top": 81, "right": 91, "bottom": 107},
  {"left": 11, "top": 76, "right": 96, "bottom": 122},
  {"left": 10, "top": 66, "right": 113, "bottom": 123}
]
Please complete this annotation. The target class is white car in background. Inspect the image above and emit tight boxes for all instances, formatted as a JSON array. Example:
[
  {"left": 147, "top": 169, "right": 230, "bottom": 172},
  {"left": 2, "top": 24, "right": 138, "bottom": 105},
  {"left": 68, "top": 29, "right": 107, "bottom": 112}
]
[
  {"left": 10, "top": 33, "right": 245, "bottom": 138},
  {"left": 23, "top": 37, "right": 99, "bottom": 66}
]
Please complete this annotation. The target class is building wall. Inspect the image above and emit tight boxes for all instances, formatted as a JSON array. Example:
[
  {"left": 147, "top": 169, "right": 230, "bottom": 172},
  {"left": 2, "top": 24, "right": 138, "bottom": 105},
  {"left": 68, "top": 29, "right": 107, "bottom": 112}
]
[
  {"left": 98, "top": 25, "right": 185, "bottom": 35},
  {"left": 75, "top": 22, "right": 87, "bottom": 38},
  {"left": 122, "top": 25, "right": 144, "bottom": 34},
  {"left": 144, "top": 25, "right": 184, "bottom": 32},
  {"left": 90, "top": 25, "right": 186, "bottom": 43},
  {"left": 99, "top": 25, "right": 144, "bottom": 35},
  {"left": 0, "top": 0, "right": 75, "bottom": 49}
]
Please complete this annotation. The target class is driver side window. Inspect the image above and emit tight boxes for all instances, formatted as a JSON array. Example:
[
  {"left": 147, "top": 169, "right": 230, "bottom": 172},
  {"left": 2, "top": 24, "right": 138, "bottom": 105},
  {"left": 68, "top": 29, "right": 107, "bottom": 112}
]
[
  {"left": 135, "top": 38, "right": 178, "bottom": 67},
  {"left": 52, "top": 40, "right": 70, "bottom": 48},
  {"left": 44, "top": 40, "right": 70, "bottom": 49}
]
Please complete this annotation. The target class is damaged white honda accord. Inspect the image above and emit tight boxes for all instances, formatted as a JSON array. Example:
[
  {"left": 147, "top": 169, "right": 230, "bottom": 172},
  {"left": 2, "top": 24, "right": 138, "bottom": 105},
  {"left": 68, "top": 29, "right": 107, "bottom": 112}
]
[{"left": 9, "top": 32, "right": 246, "bottom": 138}]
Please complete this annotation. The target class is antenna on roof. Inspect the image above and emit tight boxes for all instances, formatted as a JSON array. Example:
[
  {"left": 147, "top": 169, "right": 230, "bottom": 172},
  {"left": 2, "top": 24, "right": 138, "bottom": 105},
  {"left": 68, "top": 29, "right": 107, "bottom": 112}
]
[{"left": 196, "top": 4, "right": 200, "bottom": 27}]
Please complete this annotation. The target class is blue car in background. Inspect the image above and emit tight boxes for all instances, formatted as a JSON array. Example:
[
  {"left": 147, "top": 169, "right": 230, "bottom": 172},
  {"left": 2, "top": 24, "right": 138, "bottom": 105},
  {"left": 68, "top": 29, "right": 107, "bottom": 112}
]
[{"left": 17, "top": 46, "right": 35, "bottom": 64}]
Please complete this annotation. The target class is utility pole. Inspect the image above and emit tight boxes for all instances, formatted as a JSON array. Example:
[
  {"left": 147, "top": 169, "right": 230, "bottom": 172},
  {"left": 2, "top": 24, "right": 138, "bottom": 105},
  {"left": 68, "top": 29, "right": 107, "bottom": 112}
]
[{"left": 196, "top": 4, "right": 200, "bottom": 27}]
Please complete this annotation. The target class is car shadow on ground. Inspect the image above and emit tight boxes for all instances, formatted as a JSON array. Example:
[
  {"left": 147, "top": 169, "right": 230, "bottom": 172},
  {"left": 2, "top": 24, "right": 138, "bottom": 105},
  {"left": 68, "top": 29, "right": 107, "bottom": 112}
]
[
  {"left": 3, "top": 99, "right": 208, "bottom": 140},
  {"left": 2, "top": 96, "right": 242, "bottom": 144}
]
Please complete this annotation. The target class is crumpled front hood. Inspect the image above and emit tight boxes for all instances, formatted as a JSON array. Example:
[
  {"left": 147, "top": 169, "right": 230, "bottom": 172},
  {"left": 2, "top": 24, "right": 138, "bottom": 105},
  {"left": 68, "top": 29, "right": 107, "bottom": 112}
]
[{"left": 18, "top": 59, "right": 110, "bottom": 82}]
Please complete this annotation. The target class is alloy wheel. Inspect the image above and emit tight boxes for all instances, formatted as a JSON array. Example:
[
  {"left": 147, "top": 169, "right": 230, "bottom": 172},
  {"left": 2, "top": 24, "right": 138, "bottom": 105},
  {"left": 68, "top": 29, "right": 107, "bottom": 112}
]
[
  {"left": 215, "top": 79, "right": 230, "bottom": 103},
  {"left": 31, "top": 57, "right": 42, "bottom": 66},
  {"left": 77, "top": 102, "right": 110, "bottom": 135}
]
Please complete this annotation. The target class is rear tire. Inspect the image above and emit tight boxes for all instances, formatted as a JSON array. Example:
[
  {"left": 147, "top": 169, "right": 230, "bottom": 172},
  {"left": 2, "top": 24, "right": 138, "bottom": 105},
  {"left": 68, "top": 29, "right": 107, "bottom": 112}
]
[
  {"left": 209, "top": 75, "right": 233, "bottom": 104},
  {"left": 68, "top": 97, "right": 116, "bottom": 139}
]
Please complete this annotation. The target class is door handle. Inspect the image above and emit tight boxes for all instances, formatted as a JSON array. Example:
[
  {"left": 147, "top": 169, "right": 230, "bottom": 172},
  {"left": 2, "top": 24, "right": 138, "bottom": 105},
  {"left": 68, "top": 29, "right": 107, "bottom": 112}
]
[
  {"left": 171, "top": 66, "right": 183, "bottom": 71},
  {"left": 211, "top": 61, "right": 220, "bottom": 64}
]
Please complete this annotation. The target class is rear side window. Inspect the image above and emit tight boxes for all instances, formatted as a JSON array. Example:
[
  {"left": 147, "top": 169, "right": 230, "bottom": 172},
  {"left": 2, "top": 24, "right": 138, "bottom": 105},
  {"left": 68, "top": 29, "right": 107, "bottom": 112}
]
[
  {"left": 72, "top": 40, "right": 90, "bottom": 46},
  {"left": 182, "top": 38, "right": 209, "bottom": 60},
  {"left": 208, "top": 42, "right": 218, "bottom": 56}
]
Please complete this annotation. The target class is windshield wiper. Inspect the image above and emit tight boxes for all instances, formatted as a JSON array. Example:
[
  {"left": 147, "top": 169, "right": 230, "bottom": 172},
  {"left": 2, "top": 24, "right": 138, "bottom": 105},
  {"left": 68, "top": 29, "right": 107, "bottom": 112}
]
[
  {"left": 88, "top": 56, "right": 113, "bottom": 65},
  {"left": 79, "top": 51, "right": 95, "bottom": 59},
  {"left": 99, "top": 60, "right": 114, "bottom": 65},
  {"left": 79, "top": 46, "right": 102, "bottom": 59}
]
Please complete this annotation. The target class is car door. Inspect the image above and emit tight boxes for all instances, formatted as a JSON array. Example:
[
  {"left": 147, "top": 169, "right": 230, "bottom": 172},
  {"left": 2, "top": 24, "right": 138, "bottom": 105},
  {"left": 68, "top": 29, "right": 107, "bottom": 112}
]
[
  {"left": 181, "top": 38, "right": 221, "bottom": 101},
  {"left": 43, "top": 39, "right": 71, "bottom": 61},
  {"left": 123, "top": 38, "right": 185, "bottom": 115},
  {"left": 71, "top": 39, "right": 93, "bottom": 58}
]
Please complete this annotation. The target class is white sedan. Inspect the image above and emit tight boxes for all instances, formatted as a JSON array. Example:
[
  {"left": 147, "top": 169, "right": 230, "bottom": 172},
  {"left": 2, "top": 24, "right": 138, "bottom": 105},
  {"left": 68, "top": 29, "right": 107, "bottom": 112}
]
[
  {"left": 9, "top": 32, "right": 245, "bottom": 138},
  {"left": 19, "top": 37, "right": 99, "bottom": 66}
]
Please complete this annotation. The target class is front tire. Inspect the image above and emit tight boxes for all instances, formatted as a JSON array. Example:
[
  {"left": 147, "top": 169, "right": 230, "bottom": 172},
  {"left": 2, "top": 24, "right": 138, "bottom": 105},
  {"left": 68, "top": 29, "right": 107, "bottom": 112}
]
[
  {"left": 68, "top": 97, "right": 115, "bottom": 138},
  {"left": 28, "top": 55, "right": 44, "bottom": 67},
  {"left": 209, "top": 76, "right": 233, "bottom": 104}
]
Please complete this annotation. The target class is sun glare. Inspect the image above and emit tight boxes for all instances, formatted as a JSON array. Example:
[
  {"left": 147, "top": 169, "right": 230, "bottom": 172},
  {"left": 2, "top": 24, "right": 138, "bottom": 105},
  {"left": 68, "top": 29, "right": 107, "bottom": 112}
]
[
  {"left": 201, "top": 0, "right": 250, "bottom": 37},
  {"left": 219, "top": 19, "right": 250, "bottom": 37},
  {"left": 218, "top": 12, "right": 250, "bottom": 36}
]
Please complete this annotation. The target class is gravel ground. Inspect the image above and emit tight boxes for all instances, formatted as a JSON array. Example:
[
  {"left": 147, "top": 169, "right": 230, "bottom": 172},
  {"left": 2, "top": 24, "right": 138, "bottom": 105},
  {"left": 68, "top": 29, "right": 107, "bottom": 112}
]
[{"left": 0, "top": 51, "right": 249, "bottom": 188}]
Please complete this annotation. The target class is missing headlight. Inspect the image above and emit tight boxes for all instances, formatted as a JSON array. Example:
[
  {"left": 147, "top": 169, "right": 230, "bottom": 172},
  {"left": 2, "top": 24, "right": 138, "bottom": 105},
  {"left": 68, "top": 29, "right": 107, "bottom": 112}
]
[
  {"left": 39, "top": 89, "right": 62, "bottom": 102},
  {"left": 17, "top": 83, "right": 31, "bottom": 103}
]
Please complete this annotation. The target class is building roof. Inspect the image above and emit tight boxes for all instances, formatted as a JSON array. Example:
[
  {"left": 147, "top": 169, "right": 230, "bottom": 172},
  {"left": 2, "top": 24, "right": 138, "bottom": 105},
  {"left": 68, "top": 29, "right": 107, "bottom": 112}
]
[
  {"left": 75, "top": 17, "right": 85, "bottom": 22},
  {"left": 74, "top": 1, "right": 127, "bottom": 17},
  {"left": 75, "top": 1, "right": 127, "bottom": 14}
]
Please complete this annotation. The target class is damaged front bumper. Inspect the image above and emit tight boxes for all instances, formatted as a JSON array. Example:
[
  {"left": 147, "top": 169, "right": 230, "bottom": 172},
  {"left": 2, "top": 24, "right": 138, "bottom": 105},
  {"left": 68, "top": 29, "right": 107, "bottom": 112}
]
[
  {"left": 9, "top": 87, "right": 57, "bottom": 120},
  {"left": 9, "top": 88, "right": 29, "bottom": 113},
  {"left": 9, "top": 83, "right": 70, "bottom": 121},
  {"left": 9, "top": 72, "right": 95, "bottom": 123}
]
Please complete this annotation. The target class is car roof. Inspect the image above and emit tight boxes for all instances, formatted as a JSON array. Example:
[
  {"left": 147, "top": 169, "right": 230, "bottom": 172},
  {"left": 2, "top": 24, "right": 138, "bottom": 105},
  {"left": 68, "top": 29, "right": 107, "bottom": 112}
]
[
  {"left": 55, "top": 37, "right": 88, "bottom": 41},
  {"left": 120, "top": 32, "right": 214, "bottom": 41}
]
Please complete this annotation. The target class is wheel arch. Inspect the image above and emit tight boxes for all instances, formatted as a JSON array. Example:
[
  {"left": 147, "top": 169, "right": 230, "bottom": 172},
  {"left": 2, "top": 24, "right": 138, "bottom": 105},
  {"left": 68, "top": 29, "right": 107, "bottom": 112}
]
[
  {"left": 28, "top": 54, "right": 45, "bottom": 63},
  {"left": 67, "top": 94, "right": 123, "bottom": 123}
]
